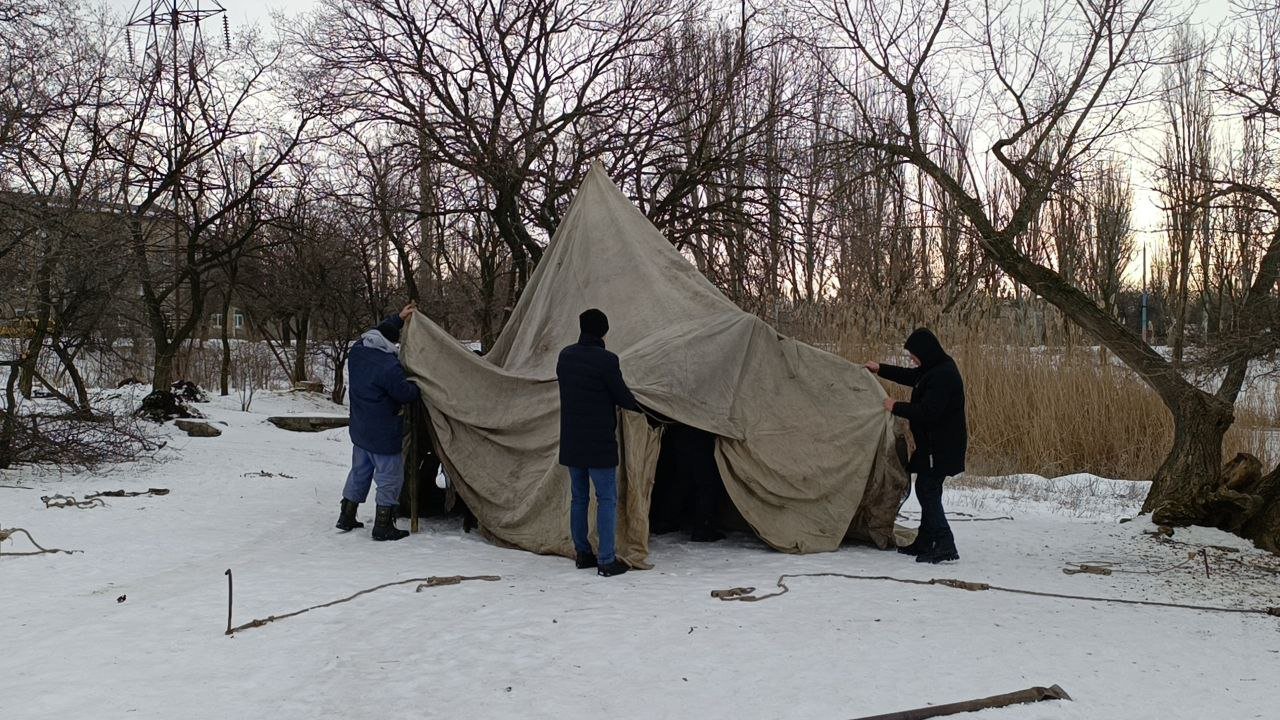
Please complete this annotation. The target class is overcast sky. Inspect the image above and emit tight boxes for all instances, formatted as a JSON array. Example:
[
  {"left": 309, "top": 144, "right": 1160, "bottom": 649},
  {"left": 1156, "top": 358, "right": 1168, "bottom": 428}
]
[
  {"left": 108, "top": 0, "right": 307, "bottom": 30},
  {"left": 105, "top": 0, "right": 1240, "bottom": 277},
  {"left": 107, "top": 0, "right": 1234, "bottom": 28}
]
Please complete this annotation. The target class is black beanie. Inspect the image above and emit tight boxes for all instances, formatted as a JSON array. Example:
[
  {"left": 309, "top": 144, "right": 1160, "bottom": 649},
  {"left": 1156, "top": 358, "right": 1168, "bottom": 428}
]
[
  {"left": 904, "top": 327, "right": 946, "bottom": 367},
  {"left": 375, "top": 318, "right": 401, "bottom": 344},
  {"left": 579, "top": 308, "right": 609, "bottom": 338}
]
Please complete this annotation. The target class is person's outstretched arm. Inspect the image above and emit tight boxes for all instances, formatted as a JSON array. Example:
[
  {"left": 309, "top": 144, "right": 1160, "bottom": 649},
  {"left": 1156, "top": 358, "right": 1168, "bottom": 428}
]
[
  {"left": 868, "top": 360, "right": 920, "bottom": 387},
  {"left": 606, "top": 355, "right": 640, "bottom": 412}
]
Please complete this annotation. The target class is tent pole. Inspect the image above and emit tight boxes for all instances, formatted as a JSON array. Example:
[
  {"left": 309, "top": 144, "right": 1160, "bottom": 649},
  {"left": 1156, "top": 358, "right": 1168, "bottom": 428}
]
[{"left": 409, "top": 404, "right": 420, "bottom": 534}]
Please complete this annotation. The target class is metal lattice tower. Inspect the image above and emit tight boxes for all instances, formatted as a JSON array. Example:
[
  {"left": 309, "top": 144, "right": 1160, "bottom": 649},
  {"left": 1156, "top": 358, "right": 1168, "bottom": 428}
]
[
  {"left": 125, "top": 1, "right": 228, "bottom": 143},
  {"left": 125, "top": 1, "right": 229, "bottom": 318}
]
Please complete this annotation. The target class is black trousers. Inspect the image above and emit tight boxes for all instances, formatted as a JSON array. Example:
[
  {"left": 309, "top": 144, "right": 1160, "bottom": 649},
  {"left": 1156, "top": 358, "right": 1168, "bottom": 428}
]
[{"left": 915, "top": 470, "right": 955, "bottom": 548}]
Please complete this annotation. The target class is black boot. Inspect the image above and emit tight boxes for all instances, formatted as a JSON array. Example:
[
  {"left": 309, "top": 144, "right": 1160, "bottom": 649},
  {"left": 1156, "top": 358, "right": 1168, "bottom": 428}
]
[
  {"left": 897, "top": 531, "right": 931, "bottom": 556},
  {"left": 916, "top": 540, "right": 959, "bottom": 564},
  {"left": 336, "top": 499, "right": 364, "bottom": 532},
  {"left": 372, "top": 505, "right": 409, "bottom": 541},
  {"left": 575, "top": 551, "right": 598, "bottom": 569},
  {"left": 597, "top": 558, "right": 630, "bottom": 577}
]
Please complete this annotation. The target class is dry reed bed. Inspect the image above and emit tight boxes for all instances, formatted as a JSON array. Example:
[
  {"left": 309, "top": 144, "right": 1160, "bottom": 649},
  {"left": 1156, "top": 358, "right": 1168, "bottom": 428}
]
[{"left": 827, "top": 335, "right": 1279, "bottom": 481}]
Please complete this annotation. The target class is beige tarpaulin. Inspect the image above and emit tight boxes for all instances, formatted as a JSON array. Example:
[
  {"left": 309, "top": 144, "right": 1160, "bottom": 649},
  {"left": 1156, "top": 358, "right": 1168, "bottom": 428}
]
[{"left": 399, "top": 162, "right": 908, "bottom": 567}]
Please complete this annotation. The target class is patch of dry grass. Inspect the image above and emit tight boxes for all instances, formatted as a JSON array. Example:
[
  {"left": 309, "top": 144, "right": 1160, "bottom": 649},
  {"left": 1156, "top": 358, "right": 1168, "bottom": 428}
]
[{"left": 958, "top": 347, "right": 1174, "bottom": 479}]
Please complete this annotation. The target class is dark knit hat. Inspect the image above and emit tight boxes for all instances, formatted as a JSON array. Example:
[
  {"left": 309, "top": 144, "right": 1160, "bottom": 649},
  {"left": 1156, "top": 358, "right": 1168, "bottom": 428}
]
[
  {"left": 375, "top": 317, "right": 401, "bottom": 344},
  {"left": 579, "top": 308, "right": 609, "bottom": 338}
]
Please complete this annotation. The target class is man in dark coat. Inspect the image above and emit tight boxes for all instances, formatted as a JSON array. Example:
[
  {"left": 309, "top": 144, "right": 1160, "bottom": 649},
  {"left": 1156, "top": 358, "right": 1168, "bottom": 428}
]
[
  {"left": 336, "top": 303, "right": 421, "bottom": 541},
  {"left": 556, "top": 308, "right": 640, "bottom": 577},
  {"left": 866, "top": 328, "right": 967, "bottom": 563}
]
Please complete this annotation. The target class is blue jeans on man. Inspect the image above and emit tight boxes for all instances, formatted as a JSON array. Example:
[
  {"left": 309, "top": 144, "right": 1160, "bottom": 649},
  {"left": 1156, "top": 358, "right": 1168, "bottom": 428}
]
[
  {"left": 568, "top": 466, "right": 618, "bottom": 564},
  {"left": 343, "top": 446, "right": 406, "bottom": 508}
]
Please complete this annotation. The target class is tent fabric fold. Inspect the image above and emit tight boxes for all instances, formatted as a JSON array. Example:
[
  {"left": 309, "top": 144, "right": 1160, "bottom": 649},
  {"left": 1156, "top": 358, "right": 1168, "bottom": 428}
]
[{"left": 399, "top": 162, "right": 909, "bottom": 565}]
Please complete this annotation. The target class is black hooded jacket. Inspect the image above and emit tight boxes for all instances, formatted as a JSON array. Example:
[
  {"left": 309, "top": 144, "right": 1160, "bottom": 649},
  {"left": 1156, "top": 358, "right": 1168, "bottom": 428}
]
[
  {"left": 879, "top": 328, "right": 967, "bottom": 476},
  {"left": 556, "top": 333, "right": 640, "bottom": 468}
]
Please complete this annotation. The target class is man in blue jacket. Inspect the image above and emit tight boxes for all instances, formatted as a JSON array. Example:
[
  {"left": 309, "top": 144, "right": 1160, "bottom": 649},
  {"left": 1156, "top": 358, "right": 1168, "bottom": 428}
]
[
  {"left": 556, "top": 308, "right": 639, "bottom": 577},
  {"left": 336, "top": 303, "right": 421, "bottom": 541}
]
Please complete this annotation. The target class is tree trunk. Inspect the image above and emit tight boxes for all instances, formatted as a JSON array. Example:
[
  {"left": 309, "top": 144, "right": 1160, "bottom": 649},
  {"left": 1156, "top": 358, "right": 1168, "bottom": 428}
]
[
  {"left": 219, "top": 292, "right": 233, "bottom": 396},
  {"left": 417, "top": 124, "right": 435, "bottom": 302},
  {"left": 49, "top": 341, "right": 91, "bottom": 417},
  {"left": 292, "top": 309, "right": 310, "bottom": 384},
  {"left": 1239, "top": 465, "right": 1280, "bottom": 553},
  {"left": 492, "top": 191, "right": 543, "bottom": 295},
  {"left": 19, "top": 232, "right": 57, "bottom": 399},
  {"left": 330, "top": 350, "right": 348, "bottom": 405},
  {"left": 152, "top": 343, "right": 177, "bottom": 391},
  {"left": 1142, "top": 389, "right": 1234, "bottom": 524},
  {"left": 18, "top": 323, "right": 46, "bottom": 400},
  {"left": 0, "top": 361, "right": 20, "bottom": 468},
  {"left": 1171, "top": 276, "right": 1189, "bottom": 368}
]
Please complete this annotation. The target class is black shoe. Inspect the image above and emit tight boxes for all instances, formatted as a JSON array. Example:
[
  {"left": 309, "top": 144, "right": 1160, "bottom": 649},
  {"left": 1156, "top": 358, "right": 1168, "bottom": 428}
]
[
  {"left": 336, "top": 499, "right": 364, "bottom": 531},
  {"left": 597, "top": 559, "right": 630, "bottom": 577},
  {"left": 897, "top": 533, "right": 931, "bottom": 556},
  {"left": 575, "top": 552, "right": 598, "bottom": 569},
  {"left": 372, "top": 505, "right": 409, "bottom": 541},
  {"left": 916, "top": 546, "right": 959, "bottom": 564},
  {"left": 690, "top": 527, "right": 725, "bottom": 543}
]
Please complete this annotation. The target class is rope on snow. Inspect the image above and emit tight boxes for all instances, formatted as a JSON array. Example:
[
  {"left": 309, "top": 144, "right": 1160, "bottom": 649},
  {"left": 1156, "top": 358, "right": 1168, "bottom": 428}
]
[
  {"left": 224, "top": 569, "right": 501, "bottom": 635},
  {"left": 0, "top": 527, "right": 80, "bottom": 557},
  {"left": 710, "top": 572, "right": 1280, "bottom": 617}
]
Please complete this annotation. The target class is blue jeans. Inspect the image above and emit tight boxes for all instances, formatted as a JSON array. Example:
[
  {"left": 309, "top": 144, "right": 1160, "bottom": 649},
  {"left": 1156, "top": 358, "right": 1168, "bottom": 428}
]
[
  {"left": 343, "top": 446, "right": 405, "bottom": 507},
  {"left": 568, "top": 466, "right": 618, "bottom": 564}
]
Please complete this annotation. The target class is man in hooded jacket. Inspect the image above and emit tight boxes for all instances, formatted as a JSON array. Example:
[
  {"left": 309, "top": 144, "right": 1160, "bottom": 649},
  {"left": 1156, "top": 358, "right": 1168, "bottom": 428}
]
[
  {"left": 866, "top": 328, "right": 967, "bottom": 563},
  {"left": 556, "top": 308, "right": 639, "bottom": 577},
  {"left": 336, "top": 303, "right": 421, "bottom": 541}
]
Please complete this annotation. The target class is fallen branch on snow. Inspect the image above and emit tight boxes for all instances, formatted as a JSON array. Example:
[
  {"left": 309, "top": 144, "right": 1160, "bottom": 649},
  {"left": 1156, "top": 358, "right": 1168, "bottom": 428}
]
[
  {"left": 850, "top": 684, "right": 1071, "bottom": 720},
  {"left": 1062, "top": 553, "right": 1199, "bottom": 576},
  {"left": 711, "top": 572, "right": 1280, "bottom": 617},
  {"left": 224, "top": 568, "right": 501, "bottom": 635},
  {"left": 85, "top": 488, "right": 170, "bottom": 499},
  {"left": 41, "top": 494, "right": 104, "bottom": 509},
  {"left": 39, "top": 488, "right": 170, "bottom": 508}
]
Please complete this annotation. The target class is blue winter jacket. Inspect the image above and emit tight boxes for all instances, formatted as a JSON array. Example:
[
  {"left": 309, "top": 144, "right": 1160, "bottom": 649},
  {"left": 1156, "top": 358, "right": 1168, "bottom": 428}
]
[{"left": 348, "top": 316, "right": 421, "bottom": 455}]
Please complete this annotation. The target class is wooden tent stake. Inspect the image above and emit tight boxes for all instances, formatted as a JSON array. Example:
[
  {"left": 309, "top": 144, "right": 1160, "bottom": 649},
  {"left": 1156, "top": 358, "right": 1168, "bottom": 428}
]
[{"left": 850, "top": 684, "right": 1071, "bottom": 720}]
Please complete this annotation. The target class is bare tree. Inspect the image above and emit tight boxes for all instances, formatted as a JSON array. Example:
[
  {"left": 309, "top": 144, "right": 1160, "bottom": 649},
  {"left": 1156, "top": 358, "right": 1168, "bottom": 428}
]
[
  {"left": 811, "top": 0, "right": 1280, "bottom": 550},
  {"left": 110, "top": 28, "right": 318, "bottom": 390},
  {"left": 1084, "top": 160, "right": 1134, "bottom": 323},
  {"left": 0, "top": 1, "right": 130, "bottom": 412},
  {"left": 295, "top": 0, "right": 679, "bottom": 293},
  {"left": 1157, "top": 29, "right": 1214, "bottom": 366}
]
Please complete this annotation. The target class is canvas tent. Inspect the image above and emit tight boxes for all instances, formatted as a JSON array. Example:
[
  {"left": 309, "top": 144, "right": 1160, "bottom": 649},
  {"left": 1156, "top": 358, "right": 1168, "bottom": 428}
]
[{"left": 399, "top": 162, "right": 909, "bottom": 568}]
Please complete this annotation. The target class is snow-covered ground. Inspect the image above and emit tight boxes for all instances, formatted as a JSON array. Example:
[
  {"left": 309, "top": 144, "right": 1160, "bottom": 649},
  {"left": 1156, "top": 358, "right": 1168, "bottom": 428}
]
[{"left": 3, "top": 392, "right": 1278, "bottom": 720}]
